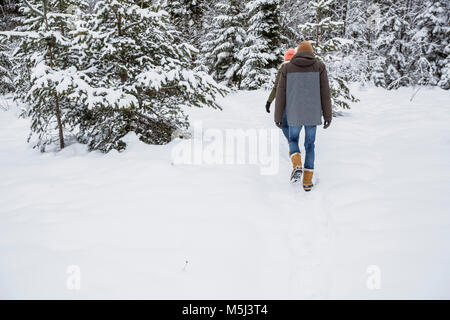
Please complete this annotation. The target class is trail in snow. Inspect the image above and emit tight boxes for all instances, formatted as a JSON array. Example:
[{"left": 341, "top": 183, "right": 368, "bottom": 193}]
[{"left": 0, "top": 87, "right": 449, "bottom": 299}]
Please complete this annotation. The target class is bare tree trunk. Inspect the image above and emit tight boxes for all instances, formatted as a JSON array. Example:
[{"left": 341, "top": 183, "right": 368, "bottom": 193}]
[
  {"left": 316, "top": 7, "right": 321, "bottom": 48},
  {"left": 116, "top": 11, "right": 122, "bottom": 36},
  {"left": 342, "top": 0, "right": 349, "bottom": 37},
  {"left": 44, "top": 0, "right": 65, "bottom": 149},
  {"left": 54, "top": 96, "right": 64, "bottom": 148},
  {"left": 367, "top": 28, "right": 371, "bottom": 76}
]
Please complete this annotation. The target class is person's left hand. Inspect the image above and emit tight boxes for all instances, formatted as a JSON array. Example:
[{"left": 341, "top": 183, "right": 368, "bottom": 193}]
[
  {"left": 266, "top": 101, "right": 271, "bottom": 113},
  {"left": 323, "top": 120, "right": 331, "bottom": 129}
]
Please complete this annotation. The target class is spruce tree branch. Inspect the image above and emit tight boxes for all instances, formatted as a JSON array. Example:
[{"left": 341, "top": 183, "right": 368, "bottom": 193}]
[
  {"left": 122, "top": 20, "right": 143, "bottom": 33},
  {"left": 23, "top": 0, "right": 44, "bottom": 17}
]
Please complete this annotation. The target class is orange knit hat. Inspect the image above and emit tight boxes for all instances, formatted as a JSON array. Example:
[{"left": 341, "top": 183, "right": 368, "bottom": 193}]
[
  {"left": 284, "top": 48, "right": 296, "bottom": 61},
  {"left": 297, "top": 40, "right": 313, "bottom": 53}
]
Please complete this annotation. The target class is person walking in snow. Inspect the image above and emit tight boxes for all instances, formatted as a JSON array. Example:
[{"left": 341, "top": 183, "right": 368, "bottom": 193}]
[
  {"left": 266, "top": 48, "right": 296, "bottom": 140},
  {"left": 274, "top": 41, "right": 332, "bottom": 192}
]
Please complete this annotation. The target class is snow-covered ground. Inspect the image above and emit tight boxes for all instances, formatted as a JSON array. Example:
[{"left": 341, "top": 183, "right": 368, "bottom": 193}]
[{"left": 0, "top": 87, "right": 449, "bottom": 299}]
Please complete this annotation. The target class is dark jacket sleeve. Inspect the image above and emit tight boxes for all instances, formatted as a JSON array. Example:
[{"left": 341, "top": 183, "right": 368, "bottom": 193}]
[
  {"left": 274, "top": 64, "right": 287, "bottom": 123},
  {"left": 268, "top": 65, "right": 282, "bottom": 103},
  {"left": 319, "top": 63, "right": 332, "bottom": 122}
]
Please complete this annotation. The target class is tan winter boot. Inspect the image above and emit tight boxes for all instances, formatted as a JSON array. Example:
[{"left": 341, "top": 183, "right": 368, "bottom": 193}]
[
  {"left": 303, "top": 169, "right": 314, "bottom": 192},
  {"left": 290, "top": 153, "right": 303, "bottom": 183}
]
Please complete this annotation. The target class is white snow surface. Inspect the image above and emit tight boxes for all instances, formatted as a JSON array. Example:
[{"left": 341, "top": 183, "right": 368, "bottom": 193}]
[{"left": 0, "top": 87, "right": 449, "bottom": 299}]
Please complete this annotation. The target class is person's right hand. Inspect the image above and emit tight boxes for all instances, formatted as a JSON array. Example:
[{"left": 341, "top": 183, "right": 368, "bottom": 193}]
[
  {"left": 275, "top": 122, "right": 282, "bottom": 129},
  {"left": 266, "top": 101, "right": 271, "bottom": 113},
  {"left": 323, "top": 120, "right": 331, "bottom": 129}
]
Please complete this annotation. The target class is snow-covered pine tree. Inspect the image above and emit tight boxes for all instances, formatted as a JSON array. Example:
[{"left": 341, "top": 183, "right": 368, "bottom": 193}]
[
  {"left": 439, "top": 49, "right": 450, "bottom": 90},
  {"left": 0, "top": 43, "right": 14, "bottom": 94},
  {"left": 201, "top": 0, "right": 246, "bottom": 88},
  {"left": 0, "top": 0, "right": 21, "bottom": 30},
  {"left": 0, "top": 1, "right": 24, "bottom": 95},
  {"left": 239, "top": 0, "right": 282, "bottom": 90},
  {"left": 336, "top": 0, "right": 371, "bottom": 83},
  {"left": 373, "top": 0, "right": 414, "bottom": 89},
  {"left": 278, "top": 0, "right": 309, "bottom": 49},
  {"left": 75, "top": 0, "right": 227, "bottom": 152},
  {"left": 413, "top": 0, "right": 449, "bottom": 89},
  {"left": 0, "top": 0, "right": 89, "bottom": 151},
  {"left": 364, "top": 1, "right": 387, "bottom": 87},
  {"left": 299, "top": 0, "right": 358, "bottom": 110},
  {"left": 165, "top": 0, "right": 210, "bottom": 48}
]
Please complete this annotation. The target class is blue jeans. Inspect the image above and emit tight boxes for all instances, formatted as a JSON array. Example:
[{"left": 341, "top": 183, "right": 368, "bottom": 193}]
[
  {"left": 288, "top": 125, "right": 317, "bottom": 170},
  {"left": 281, "top": 111, "right": 289, "bottom": 140}
]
